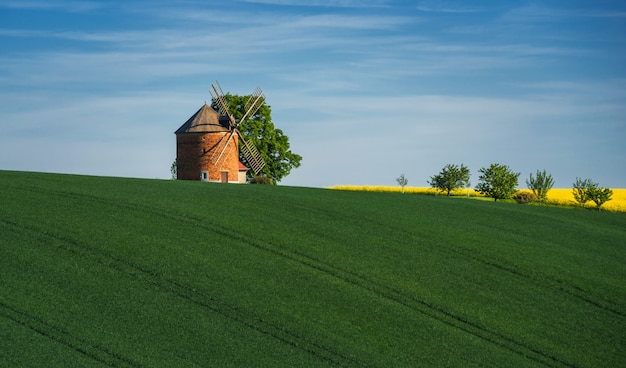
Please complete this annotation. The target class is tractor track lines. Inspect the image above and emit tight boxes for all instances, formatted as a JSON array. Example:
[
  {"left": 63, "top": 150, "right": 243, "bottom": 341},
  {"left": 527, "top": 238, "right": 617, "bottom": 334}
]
[
  {"left": 448, "top": 246, "right": 625, "bottom": 318},
  {"left": 286, "top": 202, "right": 623, "bottom": 316},
  {"left": 223, "top": 236, "right": 578, "bottom": 368},
  {"left": 0, "top": 217, "right": 369, "bottom": 368},
  {"left": 1, "top": 184, "right": 591, "bottom": 367},
  {"left": 159, "top": 212, "right": 580, "bottom": 367},
  {"left": 92, "top": 201, "right": 578, "bottom": 368},
  {"left": 0, "top": 300, "right": 141, "bottom": 368}
]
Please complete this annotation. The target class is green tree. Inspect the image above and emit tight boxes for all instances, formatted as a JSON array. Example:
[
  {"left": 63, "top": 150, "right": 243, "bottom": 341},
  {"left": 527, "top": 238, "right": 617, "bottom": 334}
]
[
  {"left": 572, "top": 177, "right": 595, "bottom": 207},
  {"left": 526, "top": 169, "right": 554, "bottom": 204},
  {"left": 586, "top": 186, "right": 613, "bottom": 211},
  {"left": 170, "top": 159, "right": 177, "bottom": 180},
  {"left": 213, "top": 94, "right": 302, "bottom": 184},
  {"left": 396, "top": 174, "right": 408, "bottom": 194},
  {"left": 428, "top": 164, "right": 471, "bottom": 197},
  {"left": 475, "top": 163, "right": 520, "bottom": 202},
  {"left": 573, "top": 177, "right": 613, "bottom": 211}
]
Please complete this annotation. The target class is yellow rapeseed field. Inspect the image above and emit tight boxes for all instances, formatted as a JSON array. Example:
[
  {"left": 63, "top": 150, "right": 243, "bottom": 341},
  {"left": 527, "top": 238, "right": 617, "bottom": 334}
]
[
  {"left": 545, "top": 188, "right": 626, "bottom": 212},
  {"left": 328, "top": 186, "right": 626, "bottom": 212},
  {"left": 328, "top": 185, "right": 481, "bottom": 197}
]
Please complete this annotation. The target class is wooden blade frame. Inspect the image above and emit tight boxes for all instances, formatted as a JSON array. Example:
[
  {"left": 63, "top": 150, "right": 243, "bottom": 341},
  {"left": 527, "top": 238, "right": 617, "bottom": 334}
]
[
  {"left": 239, "top": 132, "right": 266, "bottom": 175},
  {"left": 209, "top": 81, "right": 267, "bottom": 175},
  {"left": 240, "top": 87, "right": 265, "bottom": 123},
  {"left": 210, "top": 81, "right": 236, "bottom": 128}
]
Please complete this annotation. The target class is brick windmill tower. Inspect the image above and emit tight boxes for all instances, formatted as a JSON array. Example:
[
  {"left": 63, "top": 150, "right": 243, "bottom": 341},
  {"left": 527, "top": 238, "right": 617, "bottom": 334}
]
[{"left": 174, "top": 81, "right": 266, "bottom": 183}]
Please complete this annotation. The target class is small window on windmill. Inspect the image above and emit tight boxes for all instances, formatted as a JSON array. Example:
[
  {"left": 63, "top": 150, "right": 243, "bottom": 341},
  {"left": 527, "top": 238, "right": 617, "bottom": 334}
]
[{"left": 201, "top": 171, "right": 208, "bottom": 182}]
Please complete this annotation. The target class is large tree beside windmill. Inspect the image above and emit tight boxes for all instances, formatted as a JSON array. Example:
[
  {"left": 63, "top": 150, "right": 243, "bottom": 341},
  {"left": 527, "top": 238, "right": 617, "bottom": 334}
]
[
  {"left": 212, "top": 94, "right": 301, "bottom": 184},
  {"left": 210, "top": 82, "right": 301, "bottom": 184},
  {"left": 175, "top": 81, "right": 301, "bottom": 184}
]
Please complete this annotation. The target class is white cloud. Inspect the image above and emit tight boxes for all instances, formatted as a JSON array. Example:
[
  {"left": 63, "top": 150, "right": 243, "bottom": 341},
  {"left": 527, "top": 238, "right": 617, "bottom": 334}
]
[
  {"left": 416, "top": 1, "right": 482, "bottom": 13},
  {"left": 286, "top": 13, "right": 412, "bottom": 29},
  {"left": 501, "top": 4, "right": 626, "bottom": 23},
  {"left": 0, "top": 0, "right": 103, "bottom": 12},
  {"left": 275, "top": 87, "right": 625, "bottom": 187},
  {"left": 0, "top": 1, "right": 624, "bottom": 188},
  {"left": 239, "top": 0, "right": 392, "bottom": 8}
]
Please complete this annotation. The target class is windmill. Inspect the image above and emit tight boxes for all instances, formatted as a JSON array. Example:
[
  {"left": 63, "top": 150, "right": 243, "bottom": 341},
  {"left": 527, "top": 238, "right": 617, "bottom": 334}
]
[{"left": 209, "top": 81, "right": 266, "bottom": 176}]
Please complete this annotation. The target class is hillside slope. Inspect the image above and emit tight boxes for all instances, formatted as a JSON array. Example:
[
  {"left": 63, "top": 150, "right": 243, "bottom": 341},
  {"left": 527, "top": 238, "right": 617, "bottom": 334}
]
[{"left": 1, "top": 171, "right": 625, "bottom": 367}]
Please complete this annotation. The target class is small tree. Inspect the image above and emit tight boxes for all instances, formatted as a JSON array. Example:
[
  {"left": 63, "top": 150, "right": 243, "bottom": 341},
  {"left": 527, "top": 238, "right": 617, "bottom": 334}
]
[
  {"left": 170, "top": 159, "right": 177, "bottom": 180},
  {"left": 396, "top": 174, "right": 408, "bottom": 194},
  {"left": 526, "top": 169, "right": 554, "bottom": 204},
  {"left": 475, "top": 163, "right": 520, "bottom": 202},
  {"left": 428, "top": 164, "right": 471, "bottom": 197},
  {"left": 572, "top": 177, "right": 595, "bottom": 207},
  {"left": 586, "top": 186, "right": 613, "bottom": 211}
]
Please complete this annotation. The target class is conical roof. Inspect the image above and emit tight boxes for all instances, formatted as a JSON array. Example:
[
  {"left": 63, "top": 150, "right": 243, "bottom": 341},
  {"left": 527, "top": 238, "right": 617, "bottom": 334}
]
[{"left": 175, "top": 103, "right": 231, "bottom": 134}]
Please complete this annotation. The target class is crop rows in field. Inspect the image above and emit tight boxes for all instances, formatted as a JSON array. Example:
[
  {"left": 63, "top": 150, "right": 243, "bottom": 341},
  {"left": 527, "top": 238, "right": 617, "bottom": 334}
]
[
  {"left": 2, "top": 206, "right": 577, "bottom": 368},
  {"left": 0, "top": 190, "right": 569, "bottom": 367},
  {"left": 0, "top": 187, "right": 365, "bottom": 366},
  {"left": 1, "top": 171, "right": 625, "bottom": 367}
]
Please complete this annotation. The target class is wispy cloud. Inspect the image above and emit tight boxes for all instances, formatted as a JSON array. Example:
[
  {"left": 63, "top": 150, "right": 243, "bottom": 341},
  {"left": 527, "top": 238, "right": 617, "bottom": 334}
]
[
  {"left": 501, "top": 4, "right": 626, "bottom": 22},
  {"left": 0, "top": 28, "right": 153, "bottom": 44},
  {"left": 0, "top": 1, "right": 624, "bottom": 187},
  {"left": 160, "top": 7, "right": 413, "bottom": 31},
  {"left": 416, "top": 1, "right": 482, "bottom": 13},
  {"left": 0, "top": 0, "right": 103, "bottom": 12},
  {"left": 286, "top": 13, "right": 413, "bottom": 29},
  {"left": 275, "top": 84, "right": 626, "bottom": 186},
  {"left": 239, "top": 0, "right": 392, "bottom": 8}
]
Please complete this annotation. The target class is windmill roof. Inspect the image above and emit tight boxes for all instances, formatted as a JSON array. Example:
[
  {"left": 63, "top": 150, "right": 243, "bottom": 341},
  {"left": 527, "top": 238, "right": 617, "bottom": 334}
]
[{"left": 175, "top": 103, "right": 231, "bottom": 134}]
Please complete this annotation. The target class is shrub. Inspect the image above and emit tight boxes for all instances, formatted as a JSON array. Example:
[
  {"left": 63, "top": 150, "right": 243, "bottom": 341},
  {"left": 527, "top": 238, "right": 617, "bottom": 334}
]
[
  {"left": 513, "top": 191, "right": 537, "bottom": 204},
  {"left": 250, "top": 175, "right": 272, "bottom": 185},
  {"left": 572, "top": 177, "right": 595, "bottom": 207},
  {"left": 526, "top": 170, "right": 554, "bottom": 204},
  {"left": 586, "top": 186, "right": 613, "bottom": 211}
]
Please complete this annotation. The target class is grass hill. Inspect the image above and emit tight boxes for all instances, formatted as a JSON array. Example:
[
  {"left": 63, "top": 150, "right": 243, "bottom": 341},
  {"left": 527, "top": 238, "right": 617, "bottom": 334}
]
[{"left": 1, "top": 170, "right": 625, "bottom": 367}]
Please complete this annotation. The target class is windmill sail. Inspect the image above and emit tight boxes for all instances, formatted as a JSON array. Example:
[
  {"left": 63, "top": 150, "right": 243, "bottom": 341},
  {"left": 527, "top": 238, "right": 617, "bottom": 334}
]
[
  {"left": 209, "top": 80, "right": 267, "bottom": 176},
  {"left": 209, "top": 81, "right": 237, "bottom": 166},
  {"left": 210, "top": 81, "right": 236, "bottom": 126},
  {"left": 211, "top": 130, "right": 237, "bottom": 167},
  {"left": 239, "top": 135, "right": 266, "bottom": 175},
  {"left": 241, "top": 87, "right": 265, "bottom": 122}
]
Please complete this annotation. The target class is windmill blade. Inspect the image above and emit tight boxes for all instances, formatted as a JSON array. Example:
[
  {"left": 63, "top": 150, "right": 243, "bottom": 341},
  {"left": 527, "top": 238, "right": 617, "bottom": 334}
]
[
  {"left": 239, "top": 87, "right": 265, "bottom": 124},
  {"left": 239, "top": 132, "right": 266, "bottom": 175},
  {"left": 211, "top": 129, "right": 237, "bottom": 166},
  {"left": 209, "top": 82, "right": 266, "bottom": 175},
  {"left": 210, "top": 81, "right": 237, "bottom": 126},
  {"left": 209, "top": 81, "right": 228, "bottom": 114},
  {"left": 244, "top": 86, "right": 264, "bottom": 112}
]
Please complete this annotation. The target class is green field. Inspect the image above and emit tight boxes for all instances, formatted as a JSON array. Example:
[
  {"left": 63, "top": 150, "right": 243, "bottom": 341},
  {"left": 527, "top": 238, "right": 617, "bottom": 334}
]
[{"left": 1, "top": 170, "right": 625, "bottom": 367}]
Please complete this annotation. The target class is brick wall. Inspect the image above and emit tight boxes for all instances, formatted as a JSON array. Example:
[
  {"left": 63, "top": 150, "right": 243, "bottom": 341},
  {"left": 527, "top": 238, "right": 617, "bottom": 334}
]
[{"left": 176, "top": 132, "right": 240, "bottom": 182}]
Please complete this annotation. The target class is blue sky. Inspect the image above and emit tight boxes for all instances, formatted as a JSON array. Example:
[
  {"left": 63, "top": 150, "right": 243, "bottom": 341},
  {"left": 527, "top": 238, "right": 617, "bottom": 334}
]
[{"left": 1, "top": 0, "right": 624, "bottom": 188}]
